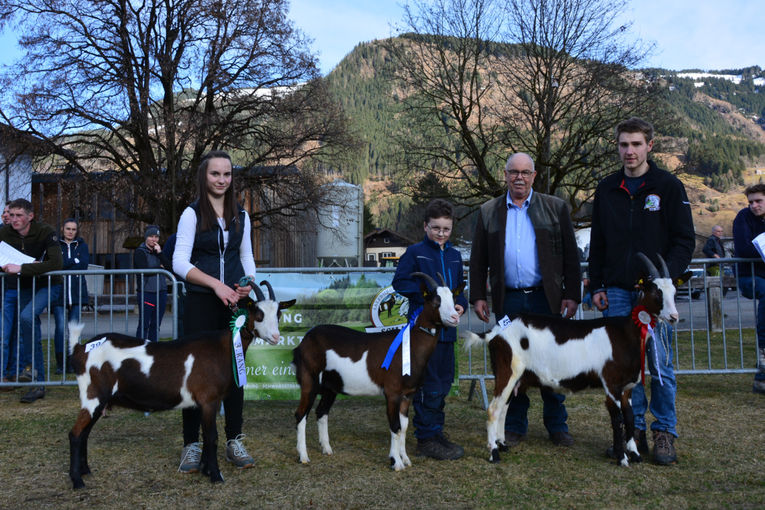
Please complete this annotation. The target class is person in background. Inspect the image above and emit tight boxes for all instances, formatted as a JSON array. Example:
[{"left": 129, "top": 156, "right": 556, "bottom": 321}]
[
  {"left": 2, "top": 203, "right": 10, "bottom": 225},
  {"left": 732, "top": 184, "right": 765, "bottom": 395},
  {"left": 134, "top": 225, "right": 170, "bottom": 342},
  {"left": 52, "top": 218, "right": 89, "bottom": 374},
  {"left": 589, "top": 117, "right": 695, "bottom": 464},
  {"left": 173, "top": 150, "right": 257, "bottom": 473},
  {"left": 0, "top": 198, "right": 63, "bottom": 403},
  {"left": 392, "top": 198, "right": 468, "bottom": 460},
  {"left": 702, "top": 225, "right": 725, "bottom": 276},
  {"left": 470, "top": 152, "right": 581, "bottom": 449}
]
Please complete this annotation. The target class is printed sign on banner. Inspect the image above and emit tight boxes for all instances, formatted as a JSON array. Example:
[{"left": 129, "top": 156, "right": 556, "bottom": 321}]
[
  {"left": 242, "top": 271, "right": 461, "bottom": 400},
  {"left": 243, "top": 271, "right": 399, "bottom": 400}
]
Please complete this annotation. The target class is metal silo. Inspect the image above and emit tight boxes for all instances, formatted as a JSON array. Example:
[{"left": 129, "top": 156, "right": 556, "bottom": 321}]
[{"left": 316, "top": 179, "right": 364, "bottom": 267}]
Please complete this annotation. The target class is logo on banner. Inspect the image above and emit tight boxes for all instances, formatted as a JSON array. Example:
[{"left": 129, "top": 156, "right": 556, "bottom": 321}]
[{"left": 369, "top": 286, "right": 409, "bottom": 330}]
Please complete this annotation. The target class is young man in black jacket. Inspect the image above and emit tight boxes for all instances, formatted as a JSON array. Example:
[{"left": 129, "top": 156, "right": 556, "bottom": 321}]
[{"left": 589, "top": 118, "right": 694, "bottom": 465}]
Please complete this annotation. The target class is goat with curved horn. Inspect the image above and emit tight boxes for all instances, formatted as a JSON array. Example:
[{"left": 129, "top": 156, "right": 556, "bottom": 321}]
[
  {"left": 260, "top": 280, "right": 276, "bottom": 301},
  {"left": 250, "top": 282, "right": 266, "bottom": 302},
  {"left": 656, "top": 254, "right": 671, "bottom": 278},
  {"left": 636, "top": 252, "right": 660, "bottom": 280},
  {"left": 410, "top": 271, "right": 439, "bottom": 291}
]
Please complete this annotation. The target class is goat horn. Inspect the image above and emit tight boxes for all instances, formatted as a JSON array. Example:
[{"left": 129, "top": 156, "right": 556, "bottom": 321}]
[
  {"left": 437, "top": 272, "right": 447, "bottom": 287},
  {"left": 636, "top": 252, "right": 660, "bottom": 280},
  {"left": 250, "top": 282, "right": 266, "bottom": 302},
  {"left": 260, "top": 280, "right": 276, "bottom": 301},
  {"left": 656, "top": 254, "right": 671, "bottom": 278},
  {"left": 410, "top": 272, "right": 438, "bottom": 291}
]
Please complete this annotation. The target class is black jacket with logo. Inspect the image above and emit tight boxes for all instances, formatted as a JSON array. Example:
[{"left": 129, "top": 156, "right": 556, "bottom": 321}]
[{"left": 588, "top": 160, "right": 695, "bottom": 291}]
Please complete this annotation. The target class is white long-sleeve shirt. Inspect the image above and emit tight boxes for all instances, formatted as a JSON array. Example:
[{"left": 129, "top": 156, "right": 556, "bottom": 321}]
[{"left": 172, "top": 206, "right": 257, "bottom": 283}]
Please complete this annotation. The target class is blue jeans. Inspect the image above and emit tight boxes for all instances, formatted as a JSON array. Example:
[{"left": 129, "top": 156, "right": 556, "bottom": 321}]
[
  {"left": 18, "top": 285, "right": 62, "bottom": 382},
  {"left": 738, "top": 276, "right": 765, "bottom": 381},
  {"left": 2, "top": 288, "right": 18, "bottom": 375},
  {"left": 602, "top": 287, "right": 678, "bottom": 437},
  {"left": 53, "top": 304, "right": 82, "bottom": 357},
  {"left": 502, "top": 288, "right": 568, "bottom": 436},
  {"left": 136, "top": 290, "right": 167, "bottom": 342},
  {"left": 413, "top": 341, "right": 455, "bottom": 440}
]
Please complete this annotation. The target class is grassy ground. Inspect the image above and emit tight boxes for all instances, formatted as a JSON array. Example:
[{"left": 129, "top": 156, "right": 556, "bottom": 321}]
[{"left": 1, "top": 371, "right": 763, "bottom": 509}]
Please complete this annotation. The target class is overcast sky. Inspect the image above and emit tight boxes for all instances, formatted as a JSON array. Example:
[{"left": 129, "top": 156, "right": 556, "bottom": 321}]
[{"left": 290, "top": 0, "right": 765, "bottom": 75}]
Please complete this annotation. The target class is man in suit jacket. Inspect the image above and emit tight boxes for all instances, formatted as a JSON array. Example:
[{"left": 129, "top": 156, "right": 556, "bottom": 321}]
[{"left": 469, "top": 152, "right": 581, "bottom": 448}]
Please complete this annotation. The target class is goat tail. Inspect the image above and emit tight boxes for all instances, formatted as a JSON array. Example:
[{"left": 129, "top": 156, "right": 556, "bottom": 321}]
[
  {"left": 68, "top": 322, "right": 86, "bottom": 355},
  {"left": 462, "top": 330, "right": 490, "bottom": 352}
]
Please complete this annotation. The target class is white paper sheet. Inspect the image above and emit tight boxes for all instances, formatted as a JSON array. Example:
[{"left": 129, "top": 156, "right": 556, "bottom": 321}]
[{"left": 0, "top": 241, "right": 36, "bottom": 267}]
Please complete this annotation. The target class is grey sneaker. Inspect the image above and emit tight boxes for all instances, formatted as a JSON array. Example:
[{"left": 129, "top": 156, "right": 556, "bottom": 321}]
[
  {"left": 652, "top": 430, "right": 677, "bottom": 465},
  {"left": 416, "top": 434, "right": 464, "bottom": 460},
  {"left": 753, "top": 379, "right": 765, "bottom": 394},
  {"left": 19, "top": 386, "right": 45, "bottom": 403},
  {"left": 225, "top": 434, "right": 254, "bottom": 468},
  {"left": 178, "top": 442, "right": 202, "bottom": 473}
]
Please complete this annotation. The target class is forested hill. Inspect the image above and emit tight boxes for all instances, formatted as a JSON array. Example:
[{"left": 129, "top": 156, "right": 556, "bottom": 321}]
[{"left": 324, "top": 37, "right": 765, "bottom": 238}]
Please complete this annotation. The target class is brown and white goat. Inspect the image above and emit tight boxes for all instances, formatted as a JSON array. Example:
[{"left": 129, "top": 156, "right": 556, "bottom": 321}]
[
  {"left": 292, "top": 272, "right": 464, "bottom": 471},
  {"left": 463, "top": 254, "right": 689, "bottom": 466},
  {"left": 67, "top": 281, "right": 295, "bottom": 489}
]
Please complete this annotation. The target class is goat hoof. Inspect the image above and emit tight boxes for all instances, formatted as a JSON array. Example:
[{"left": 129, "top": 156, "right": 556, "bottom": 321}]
[
  {"left": 497, "top": 441, "right": 508, "bottom": 452},
  {"left": 489, "top": 448, "right": 501, "bottom": 463},
  {"left": 72, "top": 479, "right": 86, "bottom": 490},
  {"left": 209, "top": 472, "right": 224, "bottom": 484}
]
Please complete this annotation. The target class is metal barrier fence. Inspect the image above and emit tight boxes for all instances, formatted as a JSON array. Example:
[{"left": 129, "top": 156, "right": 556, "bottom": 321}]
[
  {"left": 0, "top": 268, "right": 180, "bottom": 389},
  {"left": 1, "top": 259, "right": 760, "bottom": 403}
]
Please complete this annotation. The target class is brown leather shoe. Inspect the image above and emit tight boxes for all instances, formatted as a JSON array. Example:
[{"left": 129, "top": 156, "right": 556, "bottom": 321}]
[{"left": 550, "top": 431, "right": 574, "bottom": 447}]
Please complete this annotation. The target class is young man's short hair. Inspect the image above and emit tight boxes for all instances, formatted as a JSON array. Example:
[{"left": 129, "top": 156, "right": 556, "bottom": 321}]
[
  {"left": 423, "top": 199, "right": 454, "bottom": 223},
  {"left": 745, "top": 183, "right": 765, "bottom": 196},
  {"left": 615, "top": 117, "right": 654, "bottom": 143},
  {"left": 8, "top": 198, "right": 33, "bottom": 213}
]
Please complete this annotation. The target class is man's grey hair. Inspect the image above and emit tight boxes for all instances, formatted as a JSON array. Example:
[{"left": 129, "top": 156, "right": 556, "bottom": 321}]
[{"left": 505, "top": 152, "right": 535, "bottom": 173}]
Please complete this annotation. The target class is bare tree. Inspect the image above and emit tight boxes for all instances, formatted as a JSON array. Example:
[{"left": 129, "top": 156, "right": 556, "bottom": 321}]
[
  {"left": 388, "top": 0, "right": 660, "bottom": 213},
  {"left": 0, "top": 0, "right": 356, "bottom": 233}
]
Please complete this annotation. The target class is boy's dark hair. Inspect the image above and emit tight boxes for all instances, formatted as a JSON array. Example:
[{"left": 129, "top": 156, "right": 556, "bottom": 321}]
[
  {"left": 745, "top": 183, "right": 765, "bottom": 196},
  {"left": 423, "top": 199, "right": 454, "bottom": 223},
  {"left": 8, "top": 198, "right": 33, "bottom": 213},
  {"left": 615, "top": 117, "right": 654, "bottom": 143}
]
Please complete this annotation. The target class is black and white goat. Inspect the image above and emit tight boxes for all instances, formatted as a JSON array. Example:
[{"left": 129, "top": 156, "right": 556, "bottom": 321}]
[
  {"left": 463, "top": 254, "right": 689, "bottom": 466},
  {"left": 292, "top": 272, "right": 464, "bottom": 471},
  {"left": 67, "top": 281, "right": 295, "bottom": 489}
]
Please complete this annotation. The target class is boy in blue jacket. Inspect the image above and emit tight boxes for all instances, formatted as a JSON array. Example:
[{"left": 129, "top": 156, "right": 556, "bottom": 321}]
[{"left": 392, "top": 199, "right": 468, "bottom": 460}]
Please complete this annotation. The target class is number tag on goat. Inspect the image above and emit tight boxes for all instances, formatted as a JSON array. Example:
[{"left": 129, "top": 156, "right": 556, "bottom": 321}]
[
  {"left": 85, "top": 338, "right": 108, "bottom": 353},
  {"left": 498, "top": 315, "right": 512, "bottom": 330}
]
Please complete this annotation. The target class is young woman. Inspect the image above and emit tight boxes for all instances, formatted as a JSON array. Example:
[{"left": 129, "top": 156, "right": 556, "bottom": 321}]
[
  {"left": 53, "top": 218, "right": 89, "bottom": 374},
  {"left": 172, "top": 150, "right": 257, "bottom": 473}
]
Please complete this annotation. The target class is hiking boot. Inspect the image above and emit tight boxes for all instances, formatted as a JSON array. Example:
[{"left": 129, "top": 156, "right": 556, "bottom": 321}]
[
  {"left": 416, "top": 434, "right": 464, "bottom": 460},
  {"left": 18, "top": 366, "right": 36, "bottom": 383},
  {"left": 19, "top": 386, "right": 45, "bottom": 403},
  {"left": 606, "top": 429, "right": 646, "bottom": 458},
  {"left": 502, "top": 431, "right": 526, "bottom": 449},
  {"left": 652, "top": 430, "right": 677, "bottom": 465},
  {"left": 550, "top": 431, "right": 574, "bottom": 447},
  {"left": 753, "top": 379, "right": 765, "bottom": 395},
  {"left": 178, "top": 442, "right": 202, "bottom": 473},
  {"left": 225, "top": 434, "right": 255, "bottom": 468}
]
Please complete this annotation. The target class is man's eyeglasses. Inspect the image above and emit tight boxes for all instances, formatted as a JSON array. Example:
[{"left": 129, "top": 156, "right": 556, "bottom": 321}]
[
  {"left": 427, "top": 225, "right": 452, "bottom": 235},
  {"left": 506, "top": 170, "right": 534, "bottom": 179}
]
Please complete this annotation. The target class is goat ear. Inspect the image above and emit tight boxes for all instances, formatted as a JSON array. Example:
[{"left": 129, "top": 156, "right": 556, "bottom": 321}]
[
  {"left": 279, "top": 299, "right": 296, "bottom": 310},
  {"left": 675, "top": 271, "right": 693, "bottom": 286}
]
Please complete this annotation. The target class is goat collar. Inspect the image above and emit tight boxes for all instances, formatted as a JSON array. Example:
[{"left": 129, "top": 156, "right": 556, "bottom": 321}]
[{"left": 418, "top": 326, "right": 438, "bottom": 336}]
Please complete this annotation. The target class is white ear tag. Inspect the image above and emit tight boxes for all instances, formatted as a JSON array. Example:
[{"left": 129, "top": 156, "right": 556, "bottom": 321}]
[{"left": 498, "top": 315, "right": 512, "bottom": 330}]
